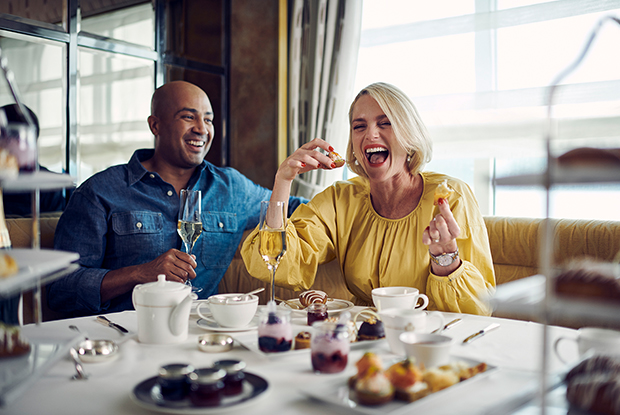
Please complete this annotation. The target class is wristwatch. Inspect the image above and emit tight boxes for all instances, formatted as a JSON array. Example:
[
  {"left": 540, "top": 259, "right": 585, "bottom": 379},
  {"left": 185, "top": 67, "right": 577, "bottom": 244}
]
[{"left": 429, "top": 248, "right": 459, "bottom": 267}]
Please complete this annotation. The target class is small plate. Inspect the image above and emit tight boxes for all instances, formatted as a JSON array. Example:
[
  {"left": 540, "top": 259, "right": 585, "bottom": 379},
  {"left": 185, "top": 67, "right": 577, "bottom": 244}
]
[
  {"left": 278, "top": 298, "right": 354, "bottom": 316},
  {"left": 130, "top": 372, "right": 269, "bottom": 414},
  {"left": 301, "top": 356, "right": 496, "bottom": 415},
  {"left": 196, "top": 317, "right": 259, "bottom": 333}
]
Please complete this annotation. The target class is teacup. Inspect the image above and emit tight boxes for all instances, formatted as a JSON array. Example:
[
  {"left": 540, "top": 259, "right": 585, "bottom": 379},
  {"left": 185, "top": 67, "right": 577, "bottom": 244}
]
[
  {"left": 197, "top": 294, "right": 259, "bottom": 328},
  {"left": 379, "top": 308, "right": 445, "bottom": 355},
  {"left": 554, "top": 327, "right": 620, "bottom": 364},
  {"left": 399, "top": 332, "right": 452, "bottom": 369},
  {"left": 371, "top": 286, "right": 429, "bottom": 312}
]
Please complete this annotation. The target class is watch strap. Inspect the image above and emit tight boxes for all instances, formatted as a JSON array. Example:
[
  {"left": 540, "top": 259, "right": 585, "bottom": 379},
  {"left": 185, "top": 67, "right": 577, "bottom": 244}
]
[{"left": 429, "top": 248, "right": 459, "bottom": 266}]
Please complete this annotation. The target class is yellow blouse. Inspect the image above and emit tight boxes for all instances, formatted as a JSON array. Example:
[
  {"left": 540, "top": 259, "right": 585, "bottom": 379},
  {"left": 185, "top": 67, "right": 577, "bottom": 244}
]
[{"left": 241, "top": 172, "right": 496, "bottom": 315}]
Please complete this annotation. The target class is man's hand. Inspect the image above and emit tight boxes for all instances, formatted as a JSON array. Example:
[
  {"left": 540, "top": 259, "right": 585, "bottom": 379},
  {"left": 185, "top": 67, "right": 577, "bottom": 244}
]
[
  {"left": 137, "top": 249, "right": 197, "bottom": 284},
  {"left": 100, "top": 249, "right": 197, "bottom": 303}
]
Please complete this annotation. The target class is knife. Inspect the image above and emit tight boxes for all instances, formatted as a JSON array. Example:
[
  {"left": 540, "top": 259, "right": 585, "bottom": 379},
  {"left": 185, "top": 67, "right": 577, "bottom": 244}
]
[
  {"left": 97, "top": 315, "right": 129, "bottom": 334},
  {"left": 462, "top": 323, "right": 500, "bottom": 344},
  {"left": 432, "top": 318, "right": 462, "bottom": 333}
]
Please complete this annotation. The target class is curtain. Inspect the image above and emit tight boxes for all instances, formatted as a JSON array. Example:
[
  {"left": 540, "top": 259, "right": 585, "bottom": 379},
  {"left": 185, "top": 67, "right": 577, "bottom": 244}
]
[{"left": 288, "top": 0, "right": 363, "bottom": 199}]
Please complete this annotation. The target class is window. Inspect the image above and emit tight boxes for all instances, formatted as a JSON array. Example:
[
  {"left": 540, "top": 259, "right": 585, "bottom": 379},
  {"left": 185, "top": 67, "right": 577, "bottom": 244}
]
[
  {"left": 0, "top": 1, "right": 156, "bottom": 186},
  {"left": 354, "top": 0, "right": 620, "bottom": 220}
]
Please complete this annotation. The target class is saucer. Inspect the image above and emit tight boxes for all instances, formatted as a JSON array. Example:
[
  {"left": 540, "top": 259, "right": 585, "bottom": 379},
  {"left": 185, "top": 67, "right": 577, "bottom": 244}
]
[{"left": 196, "top": 317, "right": 259, "bottom": 333}]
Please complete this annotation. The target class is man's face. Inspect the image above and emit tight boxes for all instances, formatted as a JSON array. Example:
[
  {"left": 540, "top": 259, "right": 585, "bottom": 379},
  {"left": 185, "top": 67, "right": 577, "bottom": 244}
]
[{"left": 152, "top": 84, "right": 215, "bottom": 169}]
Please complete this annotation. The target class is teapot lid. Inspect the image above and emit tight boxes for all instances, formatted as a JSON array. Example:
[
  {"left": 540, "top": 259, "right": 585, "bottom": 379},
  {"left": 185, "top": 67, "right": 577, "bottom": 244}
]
[{"left": 138, "top": 274, "right": 187, "bottom": 293}]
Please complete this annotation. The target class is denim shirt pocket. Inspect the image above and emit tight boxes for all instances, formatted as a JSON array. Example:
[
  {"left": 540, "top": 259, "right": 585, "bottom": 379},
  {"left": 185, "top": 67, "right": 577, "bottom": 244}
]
[
  {"left": 198, "top": 212, "right": 238, "bottom": 269},
  {"left": 110, "top": 212, "right": 164, "bottom": 258}
]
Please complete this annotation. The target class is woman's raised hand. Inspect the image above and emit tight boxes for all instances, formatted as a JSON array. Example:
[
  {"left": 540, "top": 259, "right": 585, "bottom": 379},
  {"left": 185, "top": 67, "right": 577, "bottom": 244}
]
[
  {"left": 423, "top": 198, "right": 460, "bottom": 253},
  {"left": 275, "top": 138, "right": 341, "bottom": 183}
]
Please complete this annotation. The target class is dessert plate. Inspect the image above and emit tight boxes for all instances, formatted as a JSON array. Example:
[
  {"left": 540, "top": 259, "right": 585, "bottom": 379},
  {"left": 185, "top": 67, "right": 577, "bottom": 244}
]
[
  {"left": 278, "top": 298, "right": 354, "bottom": 316},
  {"left": 196, "top": 317, "right": 259, "bottom": 333},
  {"left": 300, "top": 356, "right": 496, "bottom": 415},
  {"left": 130, "top": 372, "right": 269, "bottom": 414}
]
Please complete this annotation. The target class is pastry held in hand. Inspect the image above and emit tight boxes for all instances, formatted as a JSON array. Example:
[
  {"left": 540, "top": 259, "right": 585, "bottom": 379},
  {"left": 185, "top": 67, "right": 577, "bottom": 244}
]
[
  {"left": 433, "top": 179, "right": 453, "bottom": 205},
  {"left": 0, "top": 253, "right": 18, "bottom": 278},
  {"left": 328, "top": 151, "right": 345, "bottom": 168}
]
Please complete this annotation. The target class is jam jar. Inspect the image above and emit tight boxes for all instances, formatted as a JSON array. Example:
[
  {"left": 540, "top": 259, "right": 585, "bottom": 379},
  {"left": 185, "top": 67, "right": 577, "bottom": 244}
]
[
  {"left": 213, "top": 359, "right": 246, "bottom": 396},
  {"left": 157, "top": 363, "right": 194, "bottom": 401},
  {"left": 306, "top": 303, "right": 328, "bottom": 326},
  {"left": 188, "top": 368, "right": 226, "bottom": 407}
]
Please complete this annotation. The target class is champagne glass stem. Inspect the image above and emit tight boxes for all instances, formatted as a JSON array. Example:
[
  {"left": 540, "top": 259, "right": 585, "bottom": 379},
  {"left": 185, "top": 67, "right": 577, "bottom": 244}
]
[{"left": 270, "top": 266, "right": 277, "bottom": 303}]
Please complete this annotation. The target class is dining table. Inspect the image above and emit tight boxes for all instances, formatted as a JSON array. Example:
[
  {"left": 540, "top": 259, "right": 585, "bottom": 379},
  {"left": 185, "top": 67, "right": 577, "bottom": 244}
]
[{"left": 0, "top": 305, "right": 581, "bottom": 415}]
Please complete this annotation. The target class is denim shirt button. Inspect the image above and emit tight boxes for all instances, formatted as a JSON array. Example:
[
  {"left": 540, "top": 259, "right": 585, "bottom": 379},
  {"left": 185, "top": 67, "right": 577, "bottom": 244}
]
[
  {"left": 167, "top": 190, "right": 173, "bottom": 196},
  {"left": 149, "top": 174, "right": 155, "bottom": 179},
  {"left": 218, "top": 222, "right": 224, "bottom": 228},
  {"left": 136, "top": 222, "right": 143, "bottom": 229}
]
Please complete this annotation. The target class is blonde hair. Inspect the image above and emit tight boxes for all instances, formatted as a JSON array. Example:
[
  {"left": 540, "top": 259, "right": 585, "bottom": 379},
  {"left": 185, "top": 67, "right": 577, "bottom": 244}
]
[{"left": 345, "top": 82, "right": 432, "bottom": 178}]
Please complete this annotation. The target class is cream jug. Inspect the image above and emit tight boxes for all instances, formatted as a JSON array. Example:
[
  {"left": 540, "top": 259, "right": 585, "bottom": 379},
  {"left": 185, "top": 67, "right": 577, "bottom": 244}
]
[{"left": 132, "top": 274, "right": 197, "bottom": 344}]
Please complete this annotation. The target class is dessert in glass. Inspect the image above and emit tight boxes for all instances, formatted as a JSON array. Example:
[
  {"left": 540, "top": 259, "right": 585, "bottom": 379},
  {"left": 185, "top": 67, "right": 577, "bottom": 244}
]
[
  {"left": 258, "top": 301, "right": 292, "bottom": 353},
  {"left": 311, "top": 320, "right": 350, "bottom": 374}
]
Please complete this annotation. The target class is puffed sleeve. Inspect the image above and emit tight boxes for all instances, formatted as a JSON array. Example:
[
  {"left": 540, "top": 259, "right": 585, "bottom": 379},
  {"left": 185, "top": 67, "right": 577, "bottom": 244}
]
[{"left": 241, "top": 191, "right": 338, "bottom": 291}]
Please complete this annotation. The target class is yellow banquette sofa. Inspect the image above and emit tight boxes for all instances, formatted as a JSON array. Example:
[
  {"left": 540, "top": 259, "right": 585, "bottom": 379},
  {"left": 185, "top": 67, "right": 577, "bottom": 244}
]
[{"left": 7, "top": 215, "right": 620, "bottom": 323}]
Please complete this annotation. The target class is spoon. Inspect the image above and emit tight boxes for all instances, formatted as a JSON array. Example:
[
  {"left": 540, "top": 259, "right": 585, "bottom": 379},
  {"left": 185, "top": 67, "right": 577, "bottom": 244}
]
[
  {"left": 274, "top": 296, "right": 303, "bottom": 310},
  {"left": 69, "top": 348, "right": 88, "bottom": 380},
  {"left": 241, "top": 287, "right": 265, "bottom": 300}
]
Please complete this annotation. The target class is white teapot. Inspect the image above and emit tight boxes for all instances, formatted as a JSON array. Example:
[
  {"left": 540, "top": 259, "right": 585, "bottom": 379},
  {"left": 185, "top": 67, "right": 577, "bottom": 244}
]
[{"left": 132, "top": 274, "right": 197, "bottom": 344}]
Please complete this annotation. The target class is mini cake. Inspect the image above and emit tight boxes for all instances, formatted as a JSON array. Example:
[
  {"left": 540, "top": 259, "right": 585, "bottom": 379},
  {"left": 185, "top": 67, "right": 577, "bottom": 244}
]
[
  {"left": 422, "top": 367, "right": 460, "bottom": 392},
  {"left": 357, "top": 316, "right": 385, "bottom": 341},
  {"left": 299, "top": 290, "right": 328, "bottom": 307},
  {"left": 355, "top": 368, "right": 394, "bottom": 406},
  {"left": 0, "top": 323, "right": 31, "bottom": 358},
  {"left": 385, "top": 359, "right": 429, "bottom": 402},
  {"left": 325, "top": 316, "right": 357, "bottom": 343},
  {"left": 328, "top": 151, "right": 345, "bottom": 168},
  {"left": 565, "top": 355, "right": 620, "bottom": 415},
  {"left": 433, "top": 179, "right": 453, "bottom": 205},
  {"left": 294, "top": 331, "right": 311, "bottom": 350},
  {"left": 554, "top": 260, "right": 620, "bottom": 304}
]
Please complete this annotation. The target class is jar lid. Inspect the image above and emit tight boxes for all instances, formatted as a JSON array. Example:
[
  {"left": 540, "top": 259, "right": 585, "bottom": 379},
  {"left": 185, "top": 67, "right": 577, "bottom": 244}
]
[
  {"left": 189, "top": 368, "right": 226, "bottom": 384},
  {"left": 158, "top": 363, "right": 194, "bottom": 379},
  {"left": 213, "top": 359, "right": 246, "bottom": 374}
]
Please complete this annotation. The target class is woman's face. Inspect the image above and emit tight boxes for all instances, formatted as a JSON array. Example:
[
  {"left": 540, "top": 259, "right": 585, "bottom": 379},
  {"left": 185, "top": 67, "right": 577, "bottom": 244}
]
[{"left": 350, "top": 94, "right": 409, "bottom": 183}]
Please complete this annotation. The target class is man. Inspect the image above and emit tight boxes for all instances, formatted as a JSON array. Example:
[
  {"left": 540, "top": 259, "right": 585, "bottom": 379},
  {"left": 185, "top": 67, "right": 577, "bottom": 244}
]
[{"left": 48, "top": 81, "right": 305, "bottom": 316}]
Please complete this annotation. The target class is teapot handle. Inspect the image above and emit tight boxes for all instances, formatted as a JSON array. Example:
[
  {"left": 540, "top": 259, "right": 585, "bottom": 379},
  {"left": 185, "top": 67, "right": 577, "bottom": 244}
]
[{"left": 169, "top": 293, "right": 198, "bottom": 336}]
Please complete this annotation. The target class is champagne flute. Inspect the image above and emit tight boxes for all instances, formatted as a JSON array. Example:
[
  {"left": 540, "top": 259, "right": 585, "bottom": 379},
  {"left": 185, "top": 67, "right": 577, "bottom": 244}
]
[
  {"left": 259, "top": 201, "right": 287, "bottom": 303},
  {"left": 177, "top": 189, "right": 203, "bottom": 293}
]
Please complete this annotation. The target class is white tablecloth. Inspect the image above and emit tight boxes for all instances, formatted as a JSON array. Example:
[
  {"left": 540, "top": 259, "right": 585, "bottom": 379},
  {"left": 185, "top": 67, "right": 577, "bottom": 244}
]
[{"left": 1, "top": 308, "right": 579, "bottom": 415}]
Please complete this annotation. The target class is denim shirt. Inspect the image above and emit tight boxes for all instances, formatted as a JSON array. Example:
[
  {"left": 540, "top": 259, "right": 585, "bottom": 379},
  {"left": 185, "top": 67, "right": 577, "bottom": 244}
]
[{"left": 49, "top": 149, "right": 305, "bottom": 316}]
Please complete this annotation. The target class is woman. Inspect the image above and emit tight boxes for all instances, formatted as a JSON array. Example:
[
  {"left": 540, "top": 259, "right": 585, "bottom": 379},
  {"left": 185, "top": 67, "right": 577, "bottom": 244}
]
[{"left": 241, "top": 82, "right": 495, "bottom": 315}]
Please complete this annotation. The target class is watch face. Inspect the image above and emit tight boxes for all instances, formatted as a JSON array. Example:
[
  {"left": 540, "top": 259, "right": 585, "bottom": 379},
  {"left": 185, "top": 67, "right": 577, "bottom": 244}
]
[{"left": 437, "top": 254, "right": 453, "bottom": 266}]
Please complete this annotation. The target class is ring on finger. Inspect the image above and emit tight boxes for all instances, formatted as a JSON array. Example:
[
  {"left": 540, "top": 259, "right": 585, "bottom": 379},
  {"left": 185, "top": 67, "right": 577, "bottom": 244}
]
[{"left": 434, "top": 238, "right": 440, "bottom": 243}]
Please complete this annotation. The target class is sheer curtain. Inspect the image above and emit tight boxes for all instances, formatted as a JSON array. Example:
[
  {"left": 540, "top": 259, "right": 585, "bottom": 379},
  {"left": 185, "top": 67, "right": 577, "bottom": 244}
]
[
  {"left": 354, "top": 0, "right": 620, "bottom": 219},
  {"left": 288, "top": 0, "right": 363, "bottom": 199}
]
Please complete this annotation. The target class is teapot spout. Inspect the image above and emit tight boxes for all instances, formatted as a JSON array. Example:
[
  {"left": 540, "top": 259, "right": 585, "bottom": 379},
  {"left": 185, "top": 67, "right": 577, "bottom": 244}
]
[{"left": 169, "top": 293, "right": 198, "bottom": 336}]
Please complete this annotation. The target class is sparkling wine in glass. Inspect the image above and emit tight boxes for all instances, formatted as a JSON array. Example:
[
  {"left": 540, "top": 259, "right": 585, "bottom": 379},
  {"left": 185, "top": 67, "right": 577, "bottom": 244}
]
[
  {"left": 178, "top": 189, "right": 203, "bottom": 293},
  {"left": 259, "top": 201, "right": 287, "bottom": 303}
]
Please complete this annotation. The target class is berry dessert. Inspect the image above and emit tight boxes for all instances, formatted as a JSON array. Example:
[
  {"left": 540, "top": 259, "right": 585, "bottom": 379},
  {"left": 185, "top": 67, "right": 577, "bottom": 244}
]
[
  {"left": 258, "top": 301, "right": 292, "bottom": 353},
  {"left": 311, "top": 321, "right": 350, "bottom": 374}
]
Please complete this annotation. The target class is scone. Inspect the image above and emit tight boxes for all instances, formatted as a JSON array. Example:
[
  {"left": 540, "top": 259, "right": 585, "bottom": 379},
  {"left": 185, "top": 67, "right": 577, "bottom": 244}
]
[{"left": 423, "top": 367, "right": 459, "bottom": 392}]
